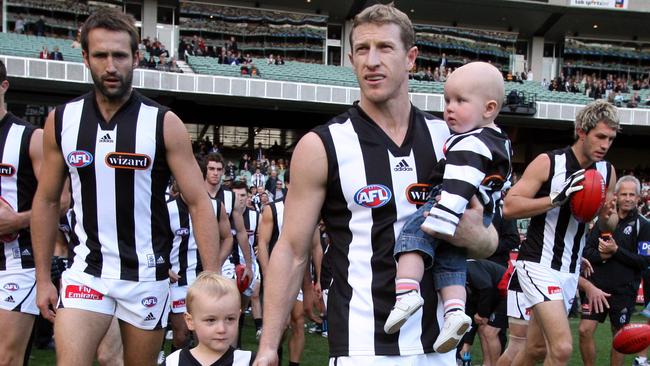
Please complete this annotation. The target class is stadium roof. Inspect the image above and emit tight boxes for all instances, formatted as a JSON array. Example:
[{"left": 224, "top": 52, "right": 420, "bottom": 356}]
[{"left": 225, "top": 0, "right": 650, "bottom": 43}]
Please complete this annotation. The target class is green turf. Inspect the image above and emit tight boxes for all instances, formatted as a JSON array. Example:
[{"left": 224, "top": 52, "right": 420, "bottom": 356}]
[{"left": 25, "top": 309, "right": 649, "bottom": 365}]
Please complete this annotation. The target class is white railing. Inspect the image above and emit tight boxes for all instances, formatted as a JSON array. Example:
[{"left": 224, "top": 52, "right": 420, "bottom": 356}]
[{"left": 2, "top": 55, "right": 648, "bottom": 126}]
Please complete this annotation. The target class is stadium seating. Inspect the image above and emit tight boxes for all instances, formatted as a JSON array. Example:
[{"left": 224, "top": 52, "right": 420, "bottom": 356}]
[
  {"left": 0, "top": 32, "right": 647, "bottom": 108},
  {"left": 0, "top": 32, "right": 82, "bottom": 63}
]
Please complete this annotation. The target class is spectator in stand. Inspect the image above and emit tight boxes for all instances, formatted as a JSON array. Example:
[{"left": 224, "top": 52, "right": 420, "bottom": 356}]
[
  {"left": 184, "top": 44, "right": 194, "bottom": 62},
  {"left": 527, "top": 69, "right": 533, "bottom": 81},
  {"left": 39, "top": 46, "right": 50, "bottom": 59},
  {"left": 541, "top": 78, "right": 549, "bottom": 88},
  {"left": 35, "top": 15, "right": 46, "bottom": 36},
  {"left": 251, "top": 65, "right": 261, "bottom": 77},
  {"left": 239, "top": 153, "right": 251, "bottom": 173},
  {"left": 146, "top": 54, "right": 157, "bottom": 69},
  {"left": 244, "top": 53, "right": 253, "bottom": 64},
  {"left": 198, "top": 37, "right": 207, "bottom": 55},
  {"left": 169, "top": 57, "right": 183, "bottom": 73},
  {"left": 178, "top": 39, "right": 187, "bottom": 60},
  {"left": 605, "top": 74, "right": 614, "bottom": 97},
  {"left": 137, "top": 53, "right": 147, "bottom": 68},
  {"left": 50, "top": 46, "right": 63, "bottom": 61},
  {"left": 439, "top": 52, "right": 447, "bottom": 69},
  {"left": 159, "top": 44, "right": 170, "bottom": 58},
  {"left": 627, "top": 92, "right": 641, "bottom": 108},
  {"left": 275, "top": 55, "right": 285, "bottom": 65},
  {"left": 71, "top": 34, "right": 81, "bottom": 49},
  {"left": 433, "top": 67, "right": 441, "bottom": 82},
  {"left": 267, "top": 54, "right": 275, "bottom": 65},
  {"left": 254, "top": 142, "right": 264, "bottom": 161},
  {"left": 227, "top": 36, "right": 238, "bottom": 53},
  {"left": 265, "top": 170, "right": 279, "bottom": 193},
  {"left": 157, "top": 54, "right": 170, "bottom": 72},
  {"left": 633, "top": 80, "right": 642, "bottom": 91},
  {"left": 14, "top": 16, "right": 24, "bottom": 34},
  {"left": 567, "top": 80, "right": 580, "bottom": 93},
  {"left": 251, "top": 168, "right": 265, "bottom": 189},
  {"left": 272, "top": 180, "right": 286, "bottom": 202},
  {"left": 240, "top": 63, "right": 250, "bottom": 76},
  {"left": 549, "top": 79, "right": 560, "bottom": 92}
]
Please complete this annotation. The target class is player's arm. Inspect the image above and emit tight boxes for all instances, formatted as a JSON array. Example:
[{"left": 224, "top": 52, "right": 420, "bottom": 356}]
[
  {"left": 232, "top": 197, "right": 253, "bottom": 275},
  {"left": 164, "top": 112, "right": 219, "bottom": 272},
  {"left": 255, "top": 132, "right": 327, "bottom": 366},
  {"left": 0, "top": 129, "right": 43, "bottom": 235},
  {"left": 503, "top": 154, "right": 553, "bottom": 219},
  {"left": 31, "top": 112, "right": 67, "bottom": 321},
  {"left": 256, "top": 206, "right": 273, "bottom": 278},
  {"left": 578, "top": 276, "right": 610, "bottom": 313},
  {"left": 597, "top": 165, "right": 618, "bottom": 232},
  {"left": 217, "top": 202, "right": 233, "bottom": 268}
]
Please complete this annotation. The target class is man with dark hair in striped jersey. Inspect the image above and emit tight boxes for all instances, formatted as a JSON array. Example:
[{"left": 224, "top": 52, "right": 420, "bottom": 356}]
[
  {"left": 255, "top": 6, "right": 498, "bottom": 366},
  {"left": 0, "top": 59, "right": 43, "bottom": 366},
  {"left": 30, "top": 8, "right": 219, "bottom": 366},
  {"left": 503, "top": 99, "right": 619, "bottom": 366},
  {"left": 204, "top": 153, "right": 254, "bottom": 285}
]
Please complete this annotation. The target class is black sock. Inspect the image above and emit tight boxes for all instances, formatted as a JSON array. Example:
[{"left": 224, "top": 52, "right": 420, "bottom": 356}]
[{"left": 254, "top": 317, "right": 263, "bottom": 331}]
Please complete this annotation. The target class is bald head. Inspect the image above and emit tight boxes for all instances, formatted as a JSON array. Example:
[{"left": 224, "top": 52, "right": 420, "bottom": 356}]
[{"left": 447, "top": 62, "right": 505, "bottom": 109}]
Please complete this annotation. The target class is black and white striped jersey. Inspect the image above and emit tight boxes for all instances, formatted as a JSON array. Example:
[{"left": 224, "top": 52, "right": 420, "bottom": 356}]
[
  {"left": 517, "top": 146, "right": 612, "bottom": 273},
  {"left": 168, "top": 196, "right": 220, "bottom": 286},
  {"left": 267, "top": 199, "right": 284, "bottom": 255},
  {"left": 240, "top": 207, "right": 259, "bottom": 264},
  {"left": 55, "top": 90, "right": 173, "bottom": 281},
  {"left": 0, "top": 113, "right": 38, "bottom": 271},
  {"left": 164, "top": 346, "right": 254, "bottom": 366},
  {"left": 312, "top": 104, "right": 448, "bottom": 357},
  {"left": 428, "top": 127, "right": 512, "bottom": 235}
]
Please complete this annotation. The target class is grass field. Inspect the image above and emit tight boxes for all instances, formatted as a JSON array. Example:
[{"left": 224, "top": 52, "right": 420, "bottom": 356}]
[{"left": 27, "top": 309, "right": 649, "bottom": 365}]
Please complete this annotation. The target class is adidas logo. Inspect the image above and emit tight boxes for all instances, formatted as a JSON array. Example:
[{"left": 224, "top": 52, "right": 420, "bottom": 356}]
[
  {"left": 394, "top": 159, "right": 413, "bottom": 172},
  {"left": 99, "top": 133, "right": 113, "bottom": 143},
  {"left": 4, "top": 296, "right": 14, "bottom": 303},
  {"left": 156, "top": 256, "right": 165, "bottom": 265},
  {"left": 144, "top": 312, "right": 156, "bottom": 321},
  {"left": 21, "top": 249, "right": 30, "bottom": 256}
]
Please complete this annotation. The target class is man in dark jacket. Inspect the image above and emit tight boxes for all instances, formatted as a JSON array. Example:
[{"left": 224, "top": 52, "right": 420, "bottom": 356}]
[{"left": 579, "top": 175, "right": 650, "bottom": 366}]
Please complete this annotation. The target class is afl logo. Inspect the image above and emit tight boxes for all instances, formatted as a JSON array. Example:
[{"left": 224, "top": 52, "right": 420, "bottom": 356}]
[
  {"left": 3, "top": 283, "right": 18, "bottom": 291},
  {"left": 175, "top": 228, "right": 190, "bottom": 237},
  {"left": 67, "top": 150, "right": 93, "bottom": 168},
  {"left": 0, "top": 164, "right": 15, "bottom": 177},
  {"left": 354, "top": 184, "right": 392, "bottom": 208},
  {"left": 141, "top": 296, "right": 158, "bottom": 307}
]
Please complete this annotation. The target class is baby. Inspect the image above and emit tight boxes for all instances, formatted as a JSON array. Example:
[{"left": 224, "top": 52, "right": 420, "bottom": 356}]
[{"left": 384, "top": 62, "right": 512, "bottom": 354}]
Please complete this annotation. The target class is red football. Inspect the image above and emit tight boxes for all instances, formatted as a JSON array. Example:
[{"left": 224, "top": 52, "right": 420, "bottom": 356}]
[
  {"left": 0, "top": 196, "right": 18, "bottom": 242},
  {"left": 570, "top": 169, "right": 605, "bottom": 223},
  {"left": 613, "top": 323, "right": 650, "bottom": 354},
  {"left": 235, "top": 264, "right": 250, "bottom": 293}
]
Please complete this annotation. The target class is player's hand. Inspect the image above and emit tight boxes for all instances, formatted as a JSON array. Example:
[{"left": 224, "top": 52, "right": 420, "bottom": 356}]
[
  {"left": 0, "top": 199, "right": 20, "bottom": 236},
  {"left": 168, "top": 269, "right": 180, "bottom": 284},
  {"left": 36, "top": 280, "right": 59, "bottom": 322},
  {"left": 584, "top": 282, "right": 610, "bottom": 314},
  {"left": 314, "top": 281, "right": 322, "bottom": 299},
  {"left": 455, "top": 196, "right": 498, "bottom": 259},
  {"left": 253, "top": 348, "right": 279, "bottom": 366},
  {"left": 580, "top": 257, "right": 594, "bottom": 277},
  {"left": 244, "top": 264, "right": 253, "bottom": 282},
  {"left": 549, "top": 169, "right": 585, "bottom": 207}
]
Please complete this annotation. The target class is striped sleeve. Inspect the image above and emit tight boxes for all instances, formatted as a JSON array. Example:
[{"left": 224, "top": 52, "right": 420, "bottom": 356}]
[{"left": 428, "top": 133, "right": 492, "bottom": 235}]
